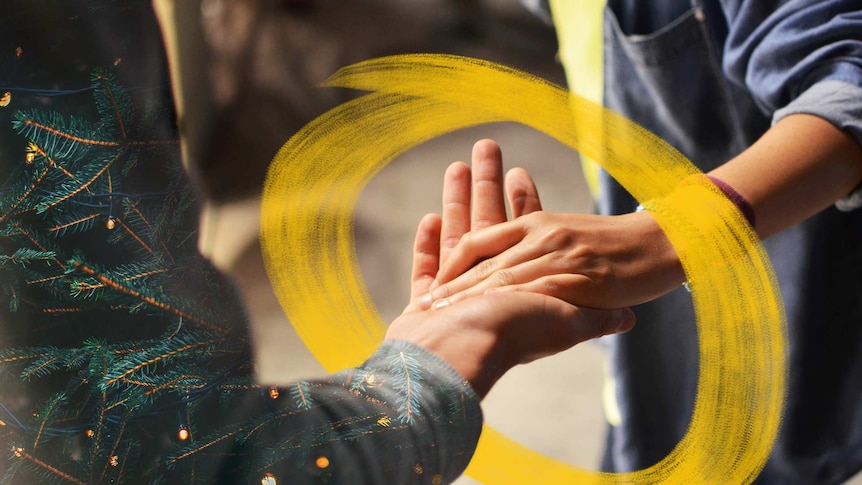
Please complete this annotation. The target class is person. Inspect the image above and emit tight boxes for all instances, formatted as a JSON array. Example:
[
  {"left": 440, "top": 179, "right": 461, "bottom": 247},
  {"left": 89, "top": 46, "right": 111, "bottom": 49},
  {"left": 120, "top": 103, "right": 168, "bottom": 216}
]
[{"left": 419, "top": 1, "right": 862, "bottom": 483}]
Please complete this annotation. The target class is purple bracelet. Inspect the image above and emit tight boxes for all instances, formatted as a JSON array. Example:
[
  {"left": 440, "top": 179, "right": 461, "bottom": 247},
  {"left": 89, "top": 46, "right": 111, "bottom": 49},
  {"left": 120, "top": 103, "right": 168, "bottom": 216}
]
[{"left": 706, "top": 175, "right": 756, "bottom": 229}]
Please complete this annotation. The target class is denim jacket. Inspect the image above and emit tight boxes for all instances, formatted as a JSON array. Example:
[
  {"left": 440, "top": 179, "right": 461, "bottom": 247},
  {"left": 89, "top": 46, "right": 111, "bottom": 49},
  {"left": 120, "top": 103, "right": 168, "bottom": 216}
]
[{"left": 529, "top": 0, "right": 862, "bottom": 483}]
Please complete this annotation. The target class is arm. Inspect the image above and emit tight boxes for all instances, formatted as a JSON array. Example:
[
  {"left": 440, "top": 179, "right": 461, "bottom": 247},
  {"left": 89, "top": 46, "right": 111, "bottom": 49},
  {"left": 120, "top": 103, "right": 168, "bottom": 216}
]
[
  {"left": 711, "top": 113, "right": 862, "bottom": 240},
  {"left": 420, "top": 123, "right": 862, "bottom": 310},
  {"left": 419, "top": 0, "right": 862, "bottom": 311}
]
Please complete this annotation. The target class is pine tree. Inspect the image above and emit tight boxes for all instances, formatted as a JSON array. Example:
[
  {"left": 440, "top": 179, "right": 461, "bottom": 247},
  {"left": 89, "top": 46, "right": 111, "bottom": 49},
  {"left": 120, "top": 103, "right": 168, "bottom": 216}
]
[{"left": 0, "top": 69, "right": 254, "bottom": 484}]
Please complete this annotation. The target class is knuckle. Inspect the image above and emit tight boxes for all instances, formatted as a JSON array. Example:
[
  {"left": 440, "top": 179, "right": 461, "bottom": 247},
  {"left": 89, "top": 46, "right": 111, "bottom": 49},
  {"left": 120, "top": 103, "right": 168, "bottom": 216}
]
[
  {"left": 490, "top": 269, "right": 514, "bottom": 287},
  {"left": 475, "top": 257, "right": 497, "bottom": 277},
  {"left": 441, "top": 235, "right": 462, "bottom": 250},
  {"left": 540, "top": 226, "right": 571, "bottom": 247},
  {"left": 435, "top": 284, "right": 452, "bottom": 299},
  {"left": 541, "top": 278, "right": 561, "bottom": 295},
  {"left": 459, "top": 231, "right": 475, "bottom": 247}
]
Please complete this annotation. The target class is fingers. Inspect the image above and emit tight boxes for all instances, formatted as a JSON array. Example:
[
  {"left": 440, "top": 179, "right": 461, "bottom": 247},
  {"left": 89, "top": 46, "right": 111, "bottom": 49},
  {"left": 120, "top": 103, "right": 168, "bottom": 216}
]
[
  {"left": 440, "top": 161, "right": 471, "bottom": 266},
  {"left": 469, "top": 139, "right": 507, "bottom": 230},
  {"left": 428, "top": 220, "right": 526, "bottom": 293},
  {"left": 434, "top": 258, "right": 596, "bottom": 310},
  {"left": 404, "top": 213, "right": 442, "bottom": 313},
  {"left": 505, "top": 167, "right": 543, "bottom": 217}
]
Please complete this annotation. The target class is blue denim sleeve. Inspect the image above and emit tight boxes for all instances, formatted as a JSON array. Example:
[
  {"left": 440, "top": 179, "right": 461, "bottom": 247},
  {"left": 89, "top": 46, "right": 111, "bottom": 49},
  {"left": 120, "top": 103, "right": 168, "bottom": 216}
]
[{"left": 720, "top": 0, "right": 862, "bottom": 209}]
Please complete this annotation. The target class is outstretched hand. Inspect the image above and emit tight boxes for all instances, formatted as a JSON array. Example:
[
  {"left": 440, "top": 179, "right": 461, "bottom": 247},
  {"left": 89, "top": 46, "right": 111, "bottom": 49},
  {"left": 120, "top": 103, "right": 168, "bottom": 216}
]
[
  {"left": 418, "top": 210, "right": 686, "bottom": 310},
  {"left": 385, "top": 139, "right": 635, "bottom": 398}
]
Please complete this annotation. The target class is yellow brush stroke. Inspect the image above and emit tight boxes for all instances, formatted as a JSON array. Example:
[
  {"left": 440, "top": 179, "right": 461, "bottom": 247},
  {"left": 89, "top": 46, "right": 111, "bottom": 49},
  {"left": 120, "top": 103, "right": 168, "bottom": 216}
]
[{"left": 260, "top": 54, "right": 786, "bottom": 484}]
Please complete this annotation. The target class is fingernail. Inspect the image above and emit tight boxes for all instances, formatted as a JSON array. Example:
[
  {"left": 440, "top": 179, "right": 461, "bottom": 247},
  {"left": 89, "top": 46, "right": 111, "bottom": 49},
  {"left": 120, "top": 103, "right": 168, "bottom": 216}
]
[
  {"left": 418, "top": 294, "right": 432, "bottom": 310},
  {"left": 432, "top": 299, "right": 449, "bottom": 310},
  {"left": 613, "top": 309, "right": 635, "bottom": 333}
]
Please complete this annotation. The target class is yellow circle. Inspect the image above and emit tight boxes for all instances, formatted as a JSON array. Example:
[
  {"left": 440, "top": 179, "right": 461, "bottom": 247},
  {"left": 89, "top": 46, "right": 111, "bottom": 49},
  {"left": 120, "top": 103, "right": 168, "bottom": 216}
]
[{"left": 260, "top": 54, "right": 785, "bottom": 484}]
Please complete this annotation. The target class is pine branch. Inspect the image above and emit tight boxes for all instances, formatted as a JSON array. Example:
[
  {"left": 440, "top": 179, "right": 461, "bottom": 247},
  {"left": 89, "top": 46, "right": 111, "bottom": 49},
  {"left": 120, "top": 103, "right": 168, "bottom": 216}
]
[
  {"left": 122, "top": 199, "right": 175, "bottom": 262},
  {"left": 8, "top": 223, "right": 66, "bottom": 271},
  {"left": 69, "top": 260, "right": 226, "bottom": 334},
  {"left": 0, "top": 247, "right": 56, "bottom": 268},
  {"left": 92, "top": 70, "right": 133, "bottom": 141},
  {"left": 6, "top": 446, "right": 86, "bottom": 485},
  {"left": 290, "top": 381, "right": 313, "bottom": 410},
  {"left": 0, "top": 157, "right": 52, "bottom": 220},
  {"left": 12, "top": 111, "right": 103, "bottom": 162},
  {"left": 32, "top": 393, "right": 68, "bottom": 448},
  {"left": 46, "top": 212, "right": 101, "bottom": 237},
  {"left": 36, "top": 149, "right": 124, "bottom": 213},
  {"left": 101, "top": 335, "right": 228, "bottom": 388},
  {"left": 113, "top": 217, "right": 155, "bottom": 255},
  {"left": 388, "top": 351, "right": 424, "bottom": 425}
]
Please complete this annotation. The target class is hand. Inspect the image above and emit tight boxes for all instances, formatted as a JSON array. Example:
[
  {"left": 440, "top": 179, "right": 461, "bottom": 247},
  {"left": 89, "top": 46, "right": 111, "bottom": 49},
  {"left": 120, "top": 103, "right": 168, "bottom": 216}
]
[
  {"left": 385, "top": 139, "right": 635, "bottom": 398},
  {"left": 419, "top": 209, "right": 685, "bottom": 311},
  {"left": 403, "top": 139, "right": 540, "bottom": 312}
]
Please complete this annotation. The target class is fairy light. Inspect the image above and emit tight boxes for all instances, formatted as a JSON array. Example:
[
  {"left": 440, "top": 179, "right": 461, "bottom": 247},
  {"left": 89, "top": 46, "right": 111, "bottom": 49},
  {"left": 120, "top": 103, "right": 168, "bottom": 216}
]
[
  {"left": 268, "top": 387, "right": 279, "bottom": 399},
  {"left": 177, "top": 424, "right": 190, "bottom": 441},
  {"left": 315, "top": 456, "right": 330, "bottom": 469}
]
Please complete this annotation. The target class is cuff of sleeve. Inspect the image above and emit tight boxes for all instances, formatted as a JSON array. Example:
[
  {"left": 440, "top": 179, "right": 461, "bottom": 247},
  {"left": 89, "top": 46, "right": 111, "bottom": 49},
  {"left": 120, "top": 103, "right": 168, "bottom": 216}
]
[
  {"left": 369, "top": 340, "right": 484, "bottom": 482},
  {"left": 773, "top": 80, "right": 862, "bottom": 211}
]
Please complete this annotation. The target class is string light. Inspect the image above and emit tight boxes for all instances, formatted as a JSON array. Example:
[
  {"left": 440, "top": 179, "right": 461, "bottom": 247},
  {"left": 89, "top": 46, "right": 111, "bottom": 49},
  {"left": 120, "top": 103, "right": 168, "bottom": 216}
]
[
  {"left": 86, "top": 429, "right": 94, "bottom": 438},
  {"left": 261, "top": 473, "right": 277, "bottom": 485},
  {"left": 109, "top": 455, "right": 119, "bottom": 467},
  {"left": 268, "top": 387, "right": 279, "bottom": 399},
  {"left": 177, "top": 424, "right": 190, "bottom": 441},
  {"left": 12, "top": 446, "right": 24, "bottom": 458},
  {"left": 315, "top": 456, "right": 330, "bottom": 469},
  {"left": 105, "top": 217, "right": 116, "bottom": 230}
]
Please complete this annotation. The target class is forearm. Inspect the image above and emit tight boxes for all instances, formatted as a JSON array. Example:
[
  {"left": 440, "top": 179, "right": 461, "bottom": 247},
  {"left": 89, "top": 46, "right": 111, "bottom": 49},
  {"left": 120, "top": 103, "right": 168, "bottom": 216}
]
[
  {"left": 709, "top": 114, "right": 862, "bottom": 239},
  {"left": 171, "top": 341, "right": 482, "bottom": 484}
]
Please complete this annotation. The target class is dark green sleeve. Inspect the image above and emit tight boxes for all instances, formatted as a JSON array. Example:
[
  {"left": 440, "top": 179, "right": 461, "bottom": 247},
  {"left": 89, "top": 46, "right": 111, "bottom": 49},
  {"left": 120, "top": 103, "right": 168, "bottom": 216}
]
[{"left": 172, "top": 341, "right": 483, "bottom": 484}]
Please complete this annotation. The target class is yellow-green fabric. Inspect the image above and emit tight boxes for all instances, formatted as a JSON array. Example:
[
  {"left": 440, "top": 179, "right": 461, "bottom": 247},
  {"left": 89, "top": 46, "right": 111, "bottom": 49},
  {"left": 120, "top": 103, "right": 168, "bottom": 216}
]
[{"left": 549, "top": 0, "right": 606, "bottom": 200}]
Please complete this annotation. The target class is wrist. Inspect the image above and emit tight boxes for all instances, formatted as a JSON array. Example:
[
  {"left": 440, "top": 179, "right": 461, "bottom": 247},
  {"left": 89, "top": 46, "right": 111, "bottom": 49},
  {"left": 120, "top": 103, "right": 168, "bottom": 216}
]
[
  {"left": 621, "top": 210, "right": 687, "bottom": 300},
  {"left": 706, "top": 175, "right": 756, "bottom": 229}
]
